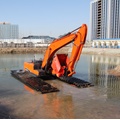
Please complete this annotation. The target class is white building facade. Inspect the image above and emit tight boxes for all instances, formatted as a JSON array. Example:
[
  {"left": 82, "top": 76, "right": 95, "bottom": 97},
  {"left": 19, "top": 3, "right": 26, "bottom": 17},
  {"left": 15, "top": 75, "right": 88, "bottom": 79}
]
[
  {"left": 0, "top": 39, "right": 50, "bottom": 48},
  {"left": 90, "top": 0, "right": 120, "bottom": 40},
  {"left": 0, "top": 22, "right": 19, "bottom": 39}
]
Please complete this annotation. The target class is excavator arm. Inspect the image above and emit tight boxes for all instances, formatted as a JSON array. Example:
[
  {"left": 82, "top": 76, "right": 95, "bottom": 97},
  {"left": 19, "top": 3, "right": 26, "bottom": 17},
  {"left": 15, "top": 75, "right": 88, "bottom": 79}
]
[
  {"left": 41, "top": 24, "right": 87, "bottom": 77},
  {"left": 24, "top": 24, "right": 87, "bottom": 77},
  {"left": 41, "top": 34, "right": 76, "bottom": 69}
]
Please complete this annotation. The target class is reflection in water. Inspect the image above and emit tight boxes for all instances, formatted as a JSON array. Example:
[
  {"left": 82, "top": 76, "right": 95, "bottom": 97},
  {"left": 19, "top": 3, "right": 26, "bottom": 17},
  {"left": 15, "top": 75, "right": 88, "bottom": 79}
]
[
  {"left": 42, "top": 94, "right": 74, "bottom": 118},
  {"left": 89, "top": 55, "right": 120, "bottom": 100},
  {"left": 23, "top": 83, "right": 74, "bottom": 118},
  {"left": 1, "top": 54, "right": 120, "bottom": 118},
  {"left": 24, "top": 85, "right": 35, "bottom": 94}
]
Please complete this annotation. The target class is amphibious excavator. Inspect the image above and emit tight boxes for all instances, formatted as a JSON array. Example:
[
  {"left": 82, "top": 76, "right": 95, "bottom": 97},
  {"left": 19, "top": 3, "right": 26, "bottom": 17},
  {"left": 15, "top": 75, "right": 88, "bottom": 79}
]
[{"left": 11, "top": 24, "right": 93, "bottom": 94}]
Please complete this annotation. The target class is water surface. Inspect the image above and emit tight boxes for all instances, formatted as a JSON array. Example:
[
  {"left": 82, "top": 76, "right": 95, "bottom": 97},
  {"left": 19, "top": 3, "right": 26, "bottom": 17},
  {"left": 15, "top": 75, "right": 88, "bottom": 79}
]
[{"left": 0, "top": 54, "right": 120, "bottom": 119}]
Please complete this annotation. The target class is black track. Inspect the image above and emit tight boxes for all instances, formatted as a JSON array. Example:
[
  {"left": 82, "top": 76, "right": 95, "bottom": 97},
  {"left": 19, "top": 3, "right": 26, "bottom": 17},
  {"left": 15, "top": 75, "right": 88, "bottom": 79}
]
[
  {"left": 11, "top": 70, "right": 59, "bottom": 94},
  {"left": 11, "top": 70, "right": 93, "bottom": 94},
  {"left": 59, "top": 76, "right": 94, "bottom": 88}
]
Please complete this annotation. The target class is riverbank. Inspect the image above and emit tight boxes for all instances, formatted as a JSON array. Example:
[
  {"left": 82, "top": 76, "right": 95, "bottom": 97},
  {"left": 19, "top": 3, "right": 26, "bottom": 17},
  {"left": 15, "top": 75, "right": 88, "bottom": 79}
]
[
  {"left": 0, "top": 47, "right": 120, "bottom": 57},
  {"left": 82, "top": 47, "right": 120, "bottom": 56},
  {"left": 0, "top": 47, "right": 69, "bottom": 54}
]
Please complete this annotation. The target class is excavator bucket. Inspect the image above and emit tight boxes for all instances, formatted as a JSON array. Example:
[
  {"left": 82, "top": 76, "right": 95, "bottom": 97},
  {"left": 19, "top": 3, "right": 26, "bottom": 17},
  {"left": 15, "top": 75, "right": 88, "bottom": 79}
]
[{"left": 51, "top": 54, "right": 69, "bottom": 77}]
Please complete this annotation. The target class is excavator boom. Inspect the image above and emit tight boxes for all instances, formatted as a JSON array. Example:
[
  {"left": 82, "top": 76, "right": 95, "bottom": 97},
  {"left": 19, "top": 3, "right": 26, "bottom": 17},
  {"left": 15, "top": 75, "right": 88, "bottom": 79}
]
[
  {"left": 24, "top": 24, "right": 87, "bottom": 77},
  {"left": 41, "top": 24, "right": 87, "bottom": 77}
]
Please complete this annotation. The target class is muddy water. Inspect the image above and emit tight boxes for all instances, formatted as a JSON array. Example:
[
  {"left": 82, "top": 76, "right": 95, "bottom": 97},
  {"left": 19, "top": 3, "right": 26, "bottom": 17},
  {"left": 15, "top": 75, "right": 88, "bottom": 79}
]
[{"left": 0, "top": 54, "right": 120, "bottom": 119}]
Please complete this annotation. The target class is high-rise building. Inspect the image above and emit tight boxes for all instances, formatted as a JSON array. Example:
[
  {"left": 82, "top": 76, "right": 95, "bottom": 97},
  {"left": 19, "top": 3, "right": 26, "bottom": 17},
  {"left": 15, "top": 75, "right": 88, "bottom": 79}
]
[
  {"left": 90, "top": 0, "right": 120, "bottom": 40},
  {"left": 0, "top": 22, "right": 19, "bottom": 39}
]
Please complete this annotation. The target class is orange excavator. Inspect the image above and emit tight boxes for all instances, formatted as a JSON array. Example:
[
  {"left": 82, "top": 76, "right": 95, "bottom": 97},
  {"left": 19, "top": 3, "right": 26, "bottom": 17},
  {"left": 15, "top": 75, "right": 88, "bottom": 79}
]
[
  {"left": 11, "top": 24, "right": 93, "bottom": 94},
  {"left": 24, "top": 24, "right": 87, "bottom": 78}
]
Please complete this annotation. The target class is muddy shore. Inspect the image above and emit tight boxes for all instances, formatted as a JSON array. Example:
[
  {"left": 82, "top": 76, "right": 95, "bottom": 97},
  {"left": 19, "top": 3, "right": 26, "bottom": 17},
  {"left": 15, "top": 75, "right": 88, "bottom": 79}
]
[
  {"left": 0, "top": 47, "right": 120, "bottom": 57},
  {"left": 82, "top": 48, "right": 120, "bottom": 56},
  {"left": 0, "top": 47, "right": 69, "bottom": 54}
]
